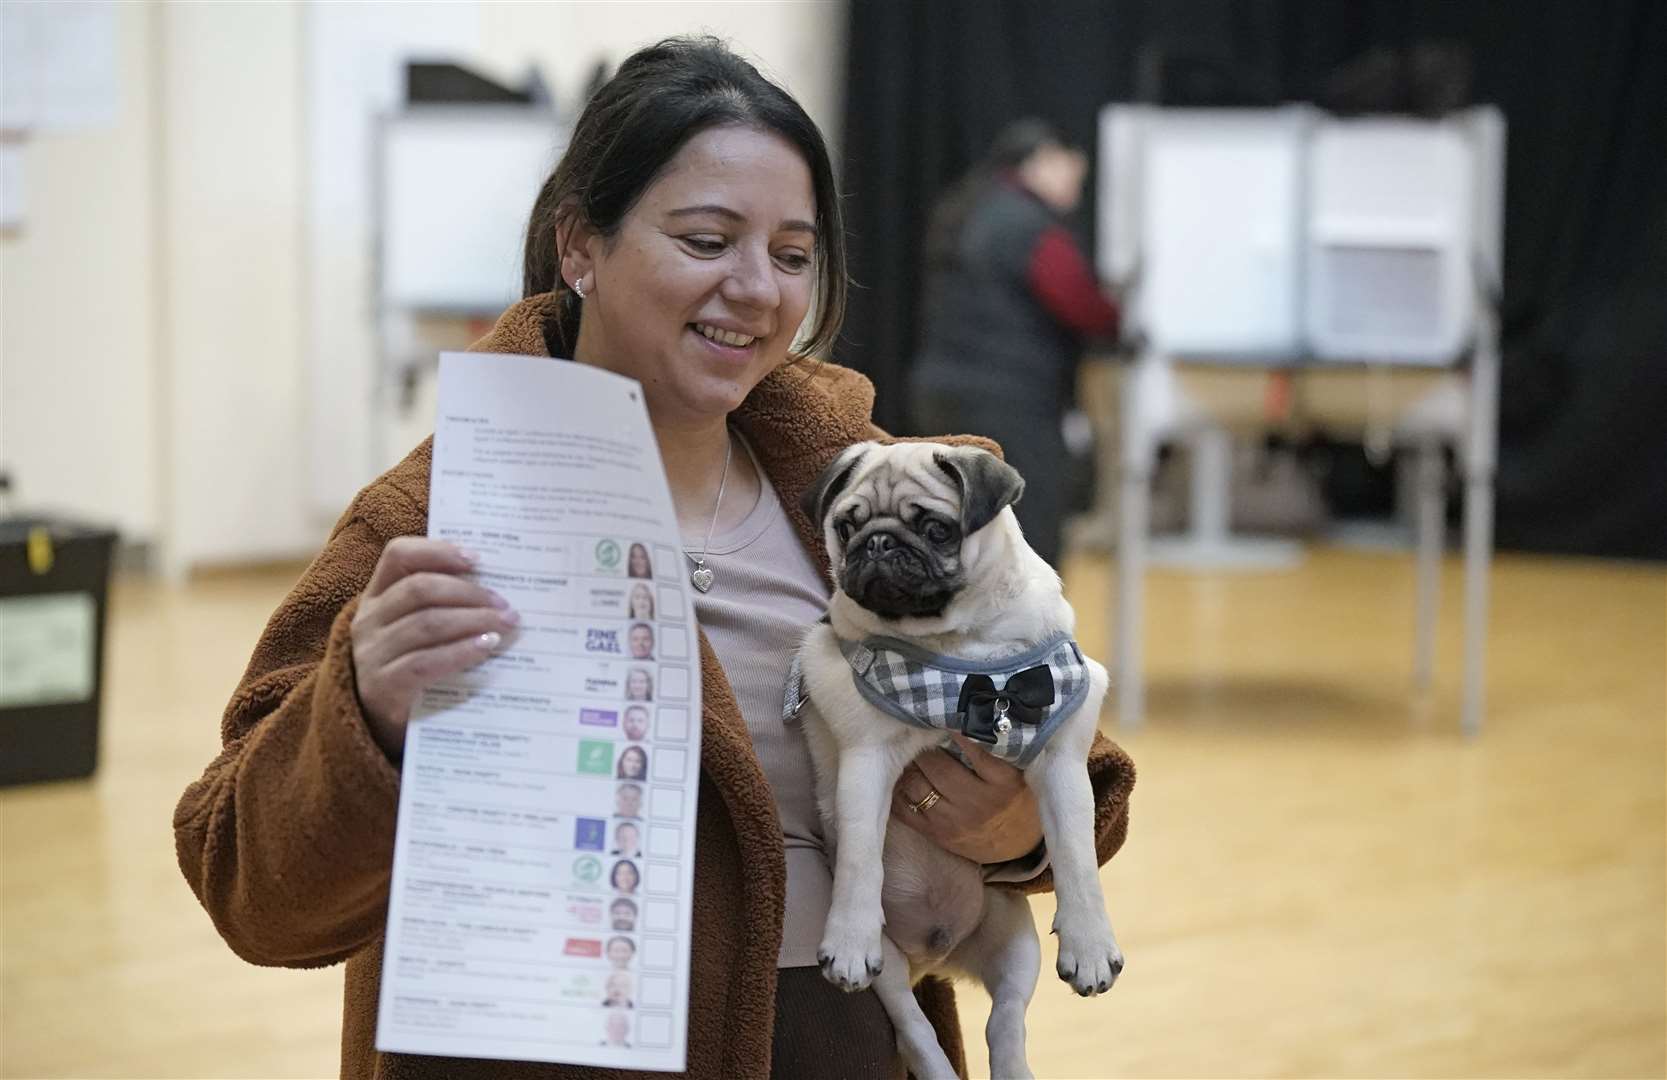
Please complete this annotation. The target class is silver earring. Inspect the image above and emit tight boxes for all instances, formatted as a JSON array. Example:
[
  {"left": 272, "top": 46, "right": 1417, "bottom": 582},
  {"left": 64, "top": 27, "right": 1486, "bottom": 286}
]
[{"left": 572, "top": 277, "right": 587, "bottom": 301}]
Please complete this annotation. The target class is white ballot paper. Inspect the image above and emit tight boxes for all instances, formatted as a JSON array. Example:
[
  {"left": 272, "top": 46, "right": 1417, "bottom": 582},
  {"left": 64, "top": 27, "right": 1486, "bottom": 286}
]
[{"left": 377, "top": 352, "right": 701, "bottom": 1070}]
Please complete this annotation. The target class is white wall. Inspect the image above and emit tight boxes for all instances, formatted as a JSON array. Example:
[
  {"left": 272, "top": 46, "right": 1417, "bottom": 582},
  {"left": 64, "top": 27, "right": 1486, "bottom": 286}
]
[
  {"left": 0, "top": 2, "right": 159, "bottom": 540},
  {"left": 0, "top": 0, "right": 846, "bottom": 572},
  {"left": 159, "top": 1, "right": 311, "bottom": 570}
]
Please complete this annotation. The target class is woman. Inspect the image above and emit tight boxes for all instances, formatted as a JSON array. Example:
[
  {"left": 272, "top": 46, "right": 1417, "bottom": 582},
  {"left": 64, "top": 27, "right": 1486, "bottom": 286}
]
[
  {"left": 628, "top": 583, "right": 656, "bottom": 620},
  {"left": 617, "top": 745, "right": 649, "bottom": 781},
  {"left": 624, "top": 666, "right": 653, "bottom": 702},
  {"left": 627, "top": 543, "right": 654, "bottom": 579},
  {"left": 606, "top": 934, "right": 637, "bottom": 971},
  {"left": 611, "top": 860, "right": 641, "bottom": 895},
  {"left": 173, "top": 37, "right": 1134, "bottom": 1080},
  {"left": 910, "top": 119, "right": 1120, "bottom": 568}
]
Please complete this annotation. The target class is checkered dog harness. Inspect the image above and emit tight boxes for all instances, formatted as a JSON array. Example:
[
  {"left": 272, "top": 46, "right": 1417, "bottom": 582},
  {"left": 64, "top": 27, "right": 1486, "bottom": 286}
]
[{"left": 784, "top": 630, "right": 1090, "bottom": 768}]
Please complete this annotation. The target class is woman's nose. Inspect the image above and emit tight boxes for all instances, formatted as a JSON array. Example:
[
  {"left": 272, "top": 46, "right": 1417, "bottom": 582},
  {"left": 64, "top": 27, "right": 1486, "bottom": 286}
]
[{"left": 722, "top": 244, "right": 780, "bottom": 310}]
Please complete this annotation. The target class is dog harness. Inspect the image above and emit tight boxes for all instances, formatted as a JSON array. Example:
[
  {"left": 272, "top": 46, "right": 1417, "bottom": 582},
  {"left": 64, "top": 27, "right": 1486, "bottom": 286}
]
[{"left": 783, "top": 630, "right": 1090, "bottom": 768}]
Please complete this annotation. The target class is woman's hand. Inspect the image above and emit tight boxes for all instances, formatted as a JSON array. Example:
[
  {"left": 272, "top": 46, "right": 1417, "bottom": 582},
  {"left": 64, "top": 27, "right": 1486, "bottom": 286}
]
[
  {"left": 349, "top": 538, "right": 519, "bottom": 759},
  {"left": 890, "top": 735, "right": 1043, "bottom": 864}
]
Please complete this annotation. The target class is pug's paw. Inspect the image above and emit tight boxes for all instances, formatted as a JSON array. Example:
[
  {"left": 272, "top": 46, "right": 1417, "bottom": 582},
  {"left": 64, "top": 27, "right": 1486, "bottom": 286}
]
[
  {"left": 817, "top": 919, "right": 885, "bottom": 992},
  {"left": 1053, "top": 913, "right": 1124, "bottom": 997}
]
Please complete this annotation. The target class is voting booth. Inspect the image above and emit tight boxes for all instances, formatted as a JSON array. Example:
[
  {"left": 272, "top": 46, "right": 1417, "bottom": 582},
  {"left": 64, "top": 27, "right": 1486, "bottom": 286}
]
[
  {"left": 373, "top": 106, "right": 568, "bottom": 466},
  {"left": 1098, "top": 104, "right": 1506, "bottom": 735}
]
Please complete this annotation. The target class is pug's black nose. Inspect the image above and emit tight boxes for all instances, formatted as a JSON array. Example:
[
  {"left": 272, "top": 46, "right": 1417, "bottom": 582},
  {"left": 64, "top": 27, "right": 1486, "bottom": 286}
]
[{"left": 866, "top": 533, "right": 896, "bottom": 557}]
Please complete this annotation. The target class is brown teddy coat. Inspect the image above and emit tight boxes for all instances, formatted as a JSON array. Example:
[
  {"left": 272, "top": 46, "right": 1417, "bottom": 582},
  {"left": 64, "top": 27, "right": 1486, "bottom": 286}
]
[{"left": 173, "top": 293, "right": 1136, "bottom": 1079}]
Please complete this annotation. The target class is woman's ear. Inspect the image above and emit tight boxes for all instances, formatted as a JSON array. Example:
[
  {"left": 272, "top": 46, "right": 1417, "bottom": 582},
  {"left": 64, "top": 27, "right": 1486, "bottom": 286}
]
[{"left": 556, "top": 209, "right": 599, "bottom": 293}]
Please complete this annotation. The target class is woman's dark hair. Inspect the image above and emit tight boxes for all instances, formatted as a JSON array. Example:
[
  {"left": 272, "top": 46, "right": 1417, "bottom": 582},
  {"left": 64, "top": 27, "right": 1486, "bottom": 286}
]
[
  {"left": 924, "top": 118, "right": 1070, "bottom": 271},
  {"left": 523, "top": 36, "right": 847, "bottom": 359}
]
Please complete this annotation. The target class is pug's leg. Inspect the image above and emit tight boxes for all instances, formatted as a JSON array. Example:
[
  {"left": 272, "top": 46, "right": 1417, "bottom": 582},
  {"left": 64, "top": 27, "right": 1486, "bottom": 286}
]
[
  {"left": 870, "top": 935, "right": 958, "bottom": 1080},
  {"left": 944, "top": 886, "right": 1040, "bottom": 1080},
  {"left": 1026, "top": 744, "right": 1124, "bottom": 997},
  {"left": 819, "top": 738, "right": 916, "bottom": 991}
]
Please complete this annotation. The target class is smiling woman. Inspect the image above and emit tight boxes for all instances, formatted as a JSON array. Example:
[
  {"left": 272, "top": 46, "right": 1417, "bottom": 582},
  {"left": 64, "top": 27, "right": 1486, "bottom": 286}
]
[{"left": 171, "top": 33, "right": 1136, "bottom": 1080}]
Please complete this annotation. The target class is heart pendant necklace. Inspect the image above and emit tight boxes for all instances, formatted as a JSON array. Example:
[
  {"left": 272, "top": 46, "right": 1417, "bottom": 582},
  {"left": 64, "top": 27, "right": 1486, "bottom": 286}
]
[{"left": 682, "top": 430, "right": 732, "bottom": 595}]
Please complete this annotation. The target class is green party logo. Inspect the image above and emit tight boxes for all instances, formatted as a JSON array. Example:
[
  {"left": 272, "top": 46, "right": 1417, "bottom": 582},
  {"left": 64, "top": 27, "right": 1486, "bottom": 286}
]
[
  {"left": 595, "top": 539, "right": 621, "bottom": 570},
  {"left": 576, "top": 740, "right": 614, "bottom": 776},
  {"left": 572, "top": 855, "right": 602, "bottom": 884}
]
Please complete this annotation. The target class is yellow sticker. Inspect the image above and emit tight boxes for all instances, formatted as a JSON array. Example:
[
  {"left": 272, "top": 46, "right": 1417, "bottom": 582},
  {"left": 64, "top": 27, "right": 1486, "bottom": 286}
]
[{"left": 26, "top": 527, "right": 54, "bottom": 575}]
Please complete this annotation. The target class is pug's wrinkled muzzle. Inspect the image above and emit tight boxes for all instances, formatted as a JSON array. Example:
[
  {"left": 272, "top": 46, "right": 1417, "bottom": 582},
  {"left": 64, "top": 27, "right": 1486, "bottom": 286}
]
[{"left": 842, "top": 536, "right": 949, "bottom": 617}]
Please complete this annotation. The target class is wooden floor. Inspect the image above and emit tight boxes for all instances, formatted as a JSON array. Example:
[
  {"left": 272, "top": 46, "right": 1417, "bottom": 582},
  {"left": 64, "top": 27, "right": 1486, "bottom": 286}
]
[{"left": 2, "top": 548, "right": 1662, "bottom": 1079}]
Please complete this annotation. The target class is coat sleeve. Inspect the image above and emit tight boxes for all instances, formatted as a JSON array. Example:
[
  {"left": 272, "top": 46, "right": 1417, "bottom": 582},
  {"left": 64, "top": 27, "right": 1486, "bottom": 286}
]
[{"left": 172, "top": 498, "right": 409, "bottom": 968}]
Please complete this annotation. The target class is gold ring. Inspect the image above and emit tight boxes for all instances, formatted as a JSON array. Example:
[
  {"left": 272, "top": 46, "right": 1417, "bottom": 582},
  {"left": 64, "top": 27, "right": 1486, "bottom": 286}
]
[{"left": 908, "top": 787, "right": 943, "bottom": 814}]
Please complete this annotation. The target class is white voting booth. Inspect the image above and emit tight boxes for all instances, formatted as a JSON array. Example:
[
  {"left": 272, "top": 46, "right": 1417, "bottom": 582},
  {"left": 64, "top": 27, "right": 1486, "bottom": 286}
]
[
  {"left": 1098, "top": 104, "right": 1505, "bottom": 735},
  {"left": 375, "top": 106, "right": 568, "bottom": 463}
]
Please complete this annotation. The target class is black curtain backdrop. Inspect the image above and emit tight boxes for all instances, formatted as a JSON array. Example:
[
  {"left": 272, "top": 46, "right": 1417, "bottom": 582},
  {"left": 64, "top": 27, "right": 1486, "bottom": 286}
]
[{"left": 839, "top": 0, "right": 1667, "bottom": 560}]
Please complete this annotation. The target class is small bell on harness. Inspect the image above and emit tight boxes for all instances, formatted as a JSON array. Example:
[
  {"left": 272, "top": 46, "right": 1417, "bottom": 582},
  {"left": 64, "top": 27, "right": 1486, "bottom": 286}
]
[{"left": 993, "top": 697, "right": 1012, "bottom": 736}]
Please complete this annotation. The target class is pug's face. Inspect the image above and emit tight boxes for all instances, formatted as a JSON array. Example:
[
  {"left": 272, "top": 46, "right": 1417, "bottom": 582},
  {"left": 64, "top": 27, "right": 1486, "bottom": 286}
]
[{"left": 800, "top": 442, "right": 1024, "bottom": 620}]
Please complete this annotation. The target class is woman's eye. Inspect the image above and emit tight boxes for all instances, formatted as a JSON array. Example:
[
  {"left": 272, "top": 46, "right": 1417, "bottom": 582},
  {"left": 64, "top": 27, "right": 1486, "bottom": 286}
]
[
  {"left": 774, "top": 250, "right": 812, "bottom": 272},
  {"left": 682, "top": 236, "right": 726, "bottom": 255}
]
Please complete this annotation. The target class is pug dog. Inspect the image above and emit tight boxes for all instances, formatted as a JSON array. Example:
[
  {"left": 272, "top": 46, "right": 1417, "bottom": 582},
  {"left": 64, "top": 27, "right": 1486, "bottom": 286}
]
[{"left": 787, "top": 441, "right": 1124, "bottom": 1080}]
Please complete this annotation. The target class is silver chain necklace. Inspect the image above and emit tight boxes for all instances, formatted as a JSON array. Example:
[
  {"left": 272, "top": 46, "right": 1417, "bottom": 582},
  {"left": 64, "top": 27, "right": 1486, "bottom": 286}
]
[{"left": 682, "top": 431, "right": 732, "bottom": 594}]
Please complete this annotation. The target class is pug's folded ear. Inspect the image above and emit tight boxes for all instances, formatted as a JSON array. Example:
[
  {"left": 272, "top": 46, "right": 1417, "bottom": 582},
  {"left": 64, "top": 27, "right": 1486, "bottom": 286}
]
[
  {"left": 800, "top": 442, "right": 874, "bottom": 527},
  {"left": 933, "top": 447, "right": 1025, "bottom": 536}
]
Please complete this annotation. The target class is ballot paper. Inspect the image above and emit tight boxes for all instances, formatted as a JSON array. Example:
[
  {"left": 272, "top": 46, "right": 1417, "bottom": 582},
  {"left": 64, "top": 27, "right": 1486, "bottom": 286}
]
[{"left": 377, "top": 352, "right": 701, "bottom": 1070}]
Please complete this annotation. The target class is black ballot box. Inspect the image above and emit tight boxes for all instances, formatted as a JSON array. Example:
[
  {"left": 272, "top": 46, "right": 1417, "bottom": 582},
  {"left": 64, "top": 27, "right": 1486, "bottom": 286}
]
[{"left": 0, "top": 517, "right": 118, "bottom": 786}]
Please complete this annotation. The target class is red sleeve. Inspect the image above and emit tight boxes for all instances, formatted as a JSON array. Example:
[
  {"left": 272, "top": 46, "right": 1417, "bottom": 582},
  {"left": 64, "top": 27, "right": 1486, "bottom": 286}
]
[{"left": 1027, "top": 225, "right": 1120, "bottom": 339}]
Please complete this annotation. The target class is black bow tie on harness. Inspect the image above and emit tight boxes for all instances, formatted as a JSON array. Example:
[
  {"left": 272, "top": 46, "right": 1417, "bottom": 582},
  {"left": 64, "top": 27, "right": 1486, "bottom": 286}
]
[{"left": 954, "top": 665, "right": 1057, "bottom": 745}]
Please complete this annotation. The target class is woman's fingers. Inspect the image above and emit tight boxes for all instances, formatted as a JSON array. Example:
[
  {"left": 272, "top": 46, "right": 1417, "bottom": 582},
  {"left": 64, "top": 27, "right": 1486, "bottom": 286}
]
[
  {"left": 367, "top": 570, "right": 510, "bottom": 629},
  {"left": 910, "top": 747, "right": 994, "bottom": 805},
  {"left": 376, "top": 628, "right": 509, "bottom": 696},
  {"left": 364, "top": 604, "right": 520, "bottom": 670},
  {"left": 944, "top": 734, "right": 1025, "bottom": 787},
  {"left": 364, "top": 537, "right": 479, "bottom": 599}
]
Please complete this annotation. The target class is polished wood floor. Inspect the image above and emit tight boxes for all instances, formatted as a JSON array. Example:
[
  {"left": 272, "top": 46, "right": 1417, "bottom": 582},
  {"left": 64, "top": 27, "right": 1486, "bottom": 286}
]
[{"left": 2, "top": 549, "right": 1662, "bottom": 1078}]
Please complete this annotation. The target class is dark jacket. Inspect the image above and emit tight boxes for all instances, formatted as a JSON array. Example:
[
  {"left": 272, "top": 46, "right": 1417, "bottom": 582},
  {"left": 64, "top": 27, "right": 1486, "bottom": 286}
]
[{"left": 913, "top": 180, "right": 1114, "bottom": 413}]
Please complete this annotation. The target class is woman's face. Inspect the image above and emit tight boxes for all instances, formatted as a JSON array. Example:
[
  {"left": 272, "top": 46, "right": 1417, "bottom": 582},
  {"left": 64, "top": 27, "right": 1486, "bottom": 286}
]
[
  {"left": 568, "top": 125, "right": 818, "bottom": 425},
  {"left": 607, "top": 939, "right": 634, "bottom": 968},
  {"left": 614, "top": 863, "right": 639, "bottom": 892},
  {"left": 629, "top": 587, "right": 653, "bottom": 619},
  {"left": 626, "top": 670, "right": 652, "bottom": 700},
  {"left": 628, "top": 546, "right": 652, "bottom": 577}
]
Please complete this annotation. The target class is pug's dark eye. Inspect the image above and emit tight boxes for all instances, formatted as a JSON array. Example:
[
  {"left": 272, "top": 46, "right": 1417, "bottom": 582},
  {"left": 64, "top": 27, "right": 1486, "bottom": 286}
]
[
  {"left": 923, "top": 520, "right": 954, "bottom": 545},
  {"left": 836, "top": 520, "right": 854, "bottom": 543}
]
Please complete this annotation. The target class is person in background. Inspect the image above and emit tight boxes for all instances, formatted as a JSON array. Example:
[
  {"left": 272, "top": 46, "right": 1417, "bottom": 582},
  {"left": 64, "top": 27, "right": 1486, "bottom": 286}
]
[{"left": 909, "top": 118, "right": 1119, "bottom": 568}]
